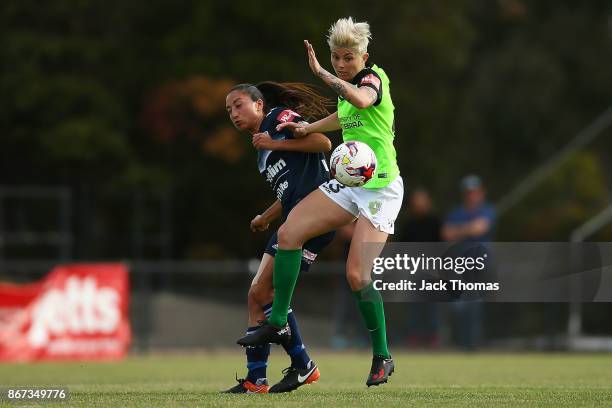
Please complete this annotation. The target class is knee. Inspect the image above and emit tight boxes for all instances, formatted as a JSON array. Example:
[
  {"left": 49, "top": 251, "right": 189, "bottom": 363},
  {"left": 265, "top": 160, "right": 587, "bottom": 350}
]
[
  {"left": 346, "top": 264, "right": 367, "bottom": 291},
  {"left": 277, "top": 222, "right": 304, "bottom": 249}
]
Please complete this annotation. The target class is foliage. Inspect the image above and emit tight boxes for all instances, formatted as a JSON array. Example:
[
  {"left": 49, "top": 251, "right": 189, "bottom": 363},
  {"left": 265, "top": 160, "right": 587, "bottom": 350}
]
[{"left": 2, "top": 0, "right": 612, "bottom": 258}]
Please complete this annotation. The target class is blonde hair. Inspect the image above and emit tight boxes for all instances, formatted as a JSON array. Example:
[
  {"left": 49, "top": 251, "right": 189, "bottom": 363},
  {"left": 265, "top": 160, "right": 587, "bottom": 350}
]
[{"left": 327, "top": 17, "right": 371, "bottom": 54}]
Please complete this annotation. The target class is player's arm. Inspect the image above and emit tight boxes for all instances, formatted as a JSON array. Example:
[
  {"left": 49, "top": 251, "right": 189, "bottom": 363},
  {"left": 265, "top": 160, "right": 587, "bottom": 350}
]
[
  {"left": 272, "top": 132, "right": 332, "bottom": 152},
  {"left": 304, "top": 40, "right": 378, "bottom": 109},
  {"left": 251, "top": 200, "right": 282, "bottom": 232},
  {"left": 441, "top": 217, "right": 491, "bottom": 241},
  {"left": 304, "top": 111, "right": 341, "bottom": 134},
  {"left": 276, "top": 111, "right": 340, "bottom": 137},
  {"left": 252, "top": 131, "right": 331, "bottom": 152}
]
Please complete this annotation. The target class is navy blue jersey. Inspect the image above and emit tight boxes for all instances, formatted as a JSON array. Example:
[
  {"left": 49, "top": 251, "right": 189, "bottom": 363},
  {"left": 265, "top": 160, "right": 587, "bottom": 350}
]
[{"left": 257, "top": 106, "right": 330, "bottom": 218}]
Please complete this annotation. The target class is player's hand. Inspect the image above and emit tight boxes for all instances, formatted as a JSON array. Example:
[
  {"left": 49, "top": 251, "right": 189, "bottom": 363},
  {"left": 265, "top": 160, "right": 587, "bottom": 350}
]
[
  {"left": 304, "top": 40, "right": 322, "bottom": 77},
  {"left": 276, "top": 121, "right": 308, "bottom": 138},
  {"left": 250, "top": 215, "right": 269, "bottom": 232},
  {"left": 252, "top": 131, "right": 276, "bottom": 150}
]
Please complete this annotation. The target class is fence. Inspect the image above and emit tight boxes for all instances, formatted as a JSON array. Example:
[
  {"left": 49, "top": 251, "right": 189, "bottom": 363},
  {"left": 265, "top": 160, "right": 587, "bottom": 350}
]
[{"left": 2, "top": 260, "right": 611, "bottom": 352}]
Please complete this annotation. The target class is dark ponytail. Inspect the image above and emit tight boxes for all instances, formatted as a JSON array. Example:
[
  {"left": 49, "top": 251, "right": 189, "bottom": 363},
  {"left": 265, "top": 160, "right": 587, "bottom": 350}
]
[{"left": 229, "top": 82, "right": 332, "bottom": 121}]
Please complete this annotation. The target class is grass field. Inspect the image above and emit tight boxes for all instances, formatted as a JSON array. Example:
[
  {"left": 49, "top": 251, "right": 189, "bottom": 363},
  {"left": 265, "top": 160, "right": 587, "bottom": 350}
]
[{"left": 1, "top": 351, "right": 611, "bottom": 407}]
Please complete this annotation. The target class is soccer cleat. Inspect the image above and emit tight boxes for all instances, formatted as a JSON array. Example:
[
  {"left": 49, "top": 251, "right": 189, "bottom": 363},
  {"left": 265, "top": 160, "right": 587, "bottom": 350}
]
[
  {"left": 222, "top": 375, "right": 269, "bottom": 394},
  {"left": 236, "top": 320, "right": 291, "bottom": 346},
  {"left": 366, "top": 355, "right": 394, "bottom": 387},
  {"left": 269, "top": 360, "right": 320, "bottom": 393}
]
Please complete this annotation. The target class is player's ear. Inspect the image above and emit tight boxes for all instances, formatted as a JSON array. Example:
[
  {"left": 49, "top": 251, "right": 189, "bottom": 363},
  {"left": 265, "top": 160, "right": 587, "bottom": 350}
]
[
  {"left": 362, "top": 52, "right": 369, "bottom": 64},
  {"left": 255, "top": 98, "right": 264, "bottom": 113}
]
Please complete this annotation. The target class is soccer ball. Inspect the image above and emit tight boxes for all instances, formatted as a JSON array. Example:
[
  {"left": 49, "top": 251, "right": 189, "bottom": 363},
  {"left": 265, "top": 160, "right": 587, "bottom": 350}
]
[{"left": 329, "top": 141, "right": 377, "bottom": 187}]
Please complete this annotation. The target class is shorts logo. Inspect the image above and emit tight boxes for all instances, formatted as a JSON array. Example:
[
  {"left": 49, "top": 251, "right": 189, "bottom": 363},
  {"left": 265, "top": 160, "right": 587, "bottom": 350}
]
[
  {"left": 277, "top": 109, "right": 299, "bottom": 123},
  {"left": 274, "top": 245, "right": 317, "bottom": 264},
  {"left": 369, "top": 200, "right": 382, "bottom": 215},
  {"left": 302, "top": 249, "right": 317, "bottom": 264}
]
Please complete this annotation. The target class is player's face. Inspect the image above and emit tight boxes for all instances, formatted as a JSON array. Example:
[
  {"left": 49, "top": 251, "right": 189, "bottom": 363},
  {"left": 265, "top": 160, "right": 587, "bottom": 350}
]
[
  {"left": 225, "top": 90, "right": 264, "bottom": 133},
  {"left": 331, "top": 48, "right": 369, "bottom": 82}
]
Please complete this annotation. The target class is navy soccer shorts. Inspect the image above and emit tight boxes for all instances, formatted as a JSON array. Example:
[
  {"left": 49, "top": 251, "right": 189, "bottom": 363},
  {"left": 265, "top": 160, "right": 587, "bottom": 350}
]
[{"left": 264, "top": 230, "right": 335, "bottom": 272}]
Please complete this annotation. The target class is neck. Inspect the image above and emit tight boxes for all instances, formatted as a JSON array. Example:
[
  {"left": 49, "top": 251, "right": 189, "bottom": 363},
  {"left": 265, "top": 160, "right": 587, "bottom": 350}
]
[
  {"left": 351, "top": 65, "right": 366, "bottom": 80},
  {"left": 249, "top": 115, "right": 265, "bottom": 135}
]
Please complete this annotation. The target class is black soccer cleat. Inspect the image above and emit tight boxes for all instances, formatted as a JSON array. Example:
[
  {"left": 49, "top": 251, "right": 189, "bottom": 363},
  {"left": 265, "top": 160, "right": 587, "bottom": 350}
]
[
  {"left": 366, "top": 355, "right": 394, "bottom": 387},
  {"left": 269, "top": 360, "right": 320, "bottom": 393},
  {"left": 221, "top": 375, "right": 269, "bottom": 394},
  {"left": 236, "top": 319, "right": 291, "bottom": 346}
]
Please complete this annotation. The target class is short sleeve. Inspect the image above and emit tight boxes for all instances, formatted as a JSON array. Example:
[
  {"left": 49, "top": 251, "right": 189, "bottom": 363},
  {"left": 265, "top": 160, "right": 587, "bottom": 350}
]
[
  {"left": 357, "top": 70, "right": 383, "bottom": 105},
  {"left": 272, "top": 107, "right": 304, "bottom": 140},
  {"left": 275, "top": 108, "right": 303, "bottom": 125}
]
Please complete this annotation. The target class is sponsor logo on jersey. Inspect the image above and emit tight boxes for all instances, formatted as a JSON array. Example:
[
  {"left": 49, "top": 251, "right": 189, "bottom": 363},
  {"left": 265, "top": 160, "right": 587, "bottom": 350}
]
[
  {"left": 360, "top": 73, "right": 381, "bottom": 90},
  {"left": 266, "top": 159, "right": 287, "bottom": 183},
  {"left": 277, "top": 109, "right": 299, "bottom": 123},
  {"left": 339, "top": 113, "right": 364, "bottom": 129},
  {"left": 276, "top": 180, "right": 289, "bottom": 200}
]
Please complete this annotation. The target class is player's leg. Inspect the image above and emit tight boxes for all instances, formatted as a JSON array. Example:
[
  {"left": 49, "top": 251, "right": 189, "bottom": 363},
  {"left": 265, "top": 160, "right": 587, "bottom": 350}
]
[
  {"left": 223, "top": 254, "right": 273, "bottom": 394},
  {"left": 250, "top": 252, "right": 319, "bottom": 393},
  {"left": 346, "top": 215, "right": 395, "bottom": 386},
  {"left": 268, "top": 231, "right": 334, "bottom": 393},
  {"left": 238, "top": 184, "right": 356, "bottom": 346},
  {"left": 347, "top": 176, "right": 404, "bottom": 386},
  {"left": 235, "top": 228, "right": 322, "bottom": 393},
  {"left": 267, "top": 186, "right": 356, "bottom": 327},
  {"left": 248, "top": 254, "right": 274, "bottom": 326}
]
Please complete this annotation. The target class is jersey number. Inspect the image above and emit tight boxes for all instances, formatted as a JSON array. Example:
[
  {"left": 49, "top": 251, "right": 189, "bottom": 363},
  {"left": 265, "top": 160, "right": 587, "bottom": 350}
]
[{"left": 326, "top": 181, "right": 346, "bottom": 194}]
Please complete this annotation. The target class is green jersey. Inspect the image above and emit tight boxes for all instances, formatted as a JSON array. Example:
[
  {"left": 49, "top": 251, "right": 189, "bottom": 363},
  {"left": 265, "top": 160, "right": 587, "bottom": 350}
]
[{"left": 337, "top": 64, "right": 399, "bottom": 189}]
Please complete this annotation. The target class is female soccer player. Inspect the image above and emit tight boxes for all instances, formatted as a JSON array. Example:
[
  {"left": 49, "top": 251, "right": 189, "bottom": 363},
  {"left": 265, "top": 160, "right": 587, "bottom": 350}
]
[
  {"left": 224, "top": 82, "right": 335, "bottom": 393},
  {"left": 238, "top": 17, "right": 404, "bottom": 387}
]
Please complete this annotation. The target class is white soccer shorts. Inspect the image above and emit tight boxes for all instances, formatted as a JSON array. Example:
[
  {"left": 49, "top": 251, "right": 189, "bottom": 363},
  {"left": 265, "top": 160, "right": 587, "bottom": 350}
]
[{"left": 319, "top": 176, "right": 404, "bottom": 234}]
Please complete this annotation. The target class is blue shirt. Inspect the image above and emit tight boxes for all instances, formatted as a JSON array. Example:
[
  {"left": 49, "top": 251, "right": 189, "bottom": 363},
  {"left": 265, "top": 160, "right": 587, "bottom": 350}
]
[
  {"left": 445, "top": 203, "right": 496, "bottom": 242},
  {"left": 257, "top": 106, "right": 330, "bottom": 220}
]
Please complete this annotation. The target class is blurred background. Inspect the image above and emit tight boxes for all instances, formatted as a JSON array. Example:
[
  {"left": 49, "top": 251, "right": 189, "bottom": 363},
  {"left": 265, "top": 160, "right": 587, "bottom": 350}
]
[{"left": 2, "top": 0, "right": 612, "bottom": 354}]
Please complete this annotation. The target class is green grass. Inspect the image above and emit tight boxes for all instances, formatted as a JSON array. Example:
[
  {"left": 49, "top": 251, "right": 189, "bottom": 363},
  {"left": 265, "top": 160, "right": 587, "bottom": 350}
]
[{"left": 1, "top": 352, "right": 612, "bottom": 407}]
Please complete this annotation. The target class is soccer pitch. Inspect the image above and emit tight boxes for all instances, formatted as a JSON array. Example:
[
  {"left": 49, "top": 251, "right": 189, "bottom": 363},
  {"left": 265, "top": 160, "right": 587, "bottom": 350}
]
[{"left": 1, "top": 352, "right": 611, "bottom": 407}]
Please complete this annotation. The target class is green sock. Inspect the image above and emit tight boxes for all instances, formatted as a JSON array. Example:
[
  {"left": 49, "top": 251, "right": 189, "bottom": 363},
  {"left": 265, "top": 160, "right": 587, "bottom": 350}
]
[
  {"left": 353, "top": 282, "right": 391, "bottom": 358},
  {"left": 268, "top": 249, "right": 302, "bottom": 327}
]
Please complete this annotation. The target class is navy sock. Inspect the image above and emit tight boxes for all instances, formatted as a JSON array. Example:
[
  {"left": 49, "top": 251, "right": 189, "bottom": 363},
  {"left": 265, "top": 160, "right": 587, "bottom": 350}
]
[
  {"left": 263, "top": 302, "right": 311, "bottom": 369},
  {"left": 245, "top": 326, "right": 270, "bottom": 383}
]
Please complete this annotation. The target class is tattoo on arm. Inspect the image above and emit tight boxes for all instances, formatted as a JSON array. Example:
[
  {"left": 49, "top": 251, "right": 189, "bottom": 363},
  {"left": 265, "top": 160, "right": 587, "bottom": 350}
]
[
  {"left": 318, "top": 68, "right": 348, "bottom": 98},
  {"left": 364, "top": 87, "right": 378, "bottom": 105}
]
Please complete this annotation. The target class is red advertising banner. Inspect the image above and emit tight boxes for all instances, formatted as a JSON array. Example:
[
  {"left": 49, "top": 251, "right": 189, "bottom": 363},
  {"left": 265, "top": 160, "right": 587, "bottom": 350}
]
[{"left": 0, "top": 264, "right": 131, "bottom": 361}]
